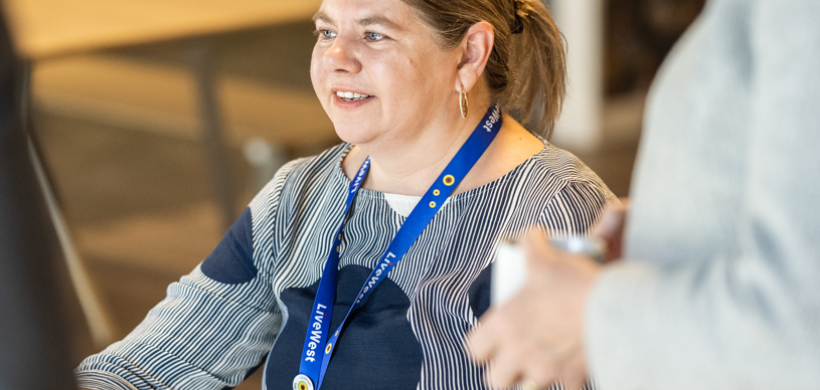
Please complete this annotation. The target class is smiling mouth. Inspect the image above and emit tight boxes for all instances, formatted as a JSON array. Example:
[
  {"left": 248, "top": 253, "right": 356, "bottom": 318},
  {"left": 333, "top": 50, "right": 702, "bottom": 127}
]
[{"left": 335, "top": 91, "right": 373, "bottom": 102}]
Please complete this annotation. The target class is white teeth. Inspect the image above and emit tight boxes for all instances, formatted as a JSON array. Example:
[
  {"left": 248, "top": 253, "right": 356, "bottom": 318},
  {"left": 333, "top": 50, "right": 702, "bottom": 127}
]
[{"left": 336, "top": 91, "right": 371, "bottom": 101}]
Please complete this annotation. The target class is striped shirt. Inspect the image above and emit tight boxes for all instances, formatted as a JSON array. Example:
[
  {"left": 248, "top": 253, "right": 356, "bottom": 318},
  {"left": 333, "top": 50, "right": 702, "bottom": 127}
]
[{"left": 76, "top": 141, "right": 615, "bottom": 390}]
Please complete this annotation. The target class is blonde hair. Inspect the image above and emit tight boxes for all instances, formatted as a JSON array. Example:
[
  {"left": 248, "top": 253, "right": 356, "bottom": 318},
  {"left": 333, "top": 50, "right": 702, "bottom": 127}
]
[{"left": 402, "top": 0, "right": 566, "bottom": 138}]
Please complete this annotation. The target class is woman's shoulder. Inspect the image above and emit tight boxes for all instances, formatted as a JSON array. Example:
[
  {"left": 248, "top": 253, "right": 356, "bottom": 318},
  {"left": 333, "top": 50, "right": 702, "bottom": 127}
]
[
  {"left": 496, "top": 140, "right": 617, "bottom": 209},
  {"left": 254, "top": 142, "right": 351, "bottom": 197},
  {"left": 250, "top": 143, "right": 351, "bottom": 210},
  {"left": 279, "top": 142, "right": 351, "bottom": 182},
  {"left": 515, "top": 142, "right": 617, "bottom": 230},
  {"left": 528, "top": 141, "right": 611, "bottom": 188}
]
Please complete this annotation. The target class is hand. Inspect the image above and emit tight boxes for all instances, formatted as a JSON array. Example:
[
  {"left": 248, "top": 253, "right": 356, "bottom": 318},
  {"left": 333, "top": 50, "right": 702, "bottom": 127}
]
[
  {"left": 468, "top": 230, "right": 601, "bottom": 390},
  {"left": 590, "top": 199, "right": 629, "bottom": 262}
]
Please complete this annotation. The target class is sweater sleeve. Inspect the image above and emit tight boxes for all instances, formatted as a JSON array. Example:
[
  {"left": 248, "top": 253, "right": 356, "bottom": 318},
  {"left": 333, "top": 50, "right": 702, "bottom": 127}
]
[
  {"left": 75, "top": 160, "right": 302, "bottom": 390},
  {"left": 585, "top": 1, "right": 820, "bottom": 389}
]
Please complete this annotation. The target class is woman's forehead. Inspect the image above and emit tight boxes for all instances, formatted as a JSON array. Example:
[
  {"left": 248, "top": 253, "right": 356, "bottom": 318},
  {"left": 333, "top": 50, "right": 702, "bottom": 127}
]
[{"left": 315, "top": 0, "right": 416, "bottom": 28}]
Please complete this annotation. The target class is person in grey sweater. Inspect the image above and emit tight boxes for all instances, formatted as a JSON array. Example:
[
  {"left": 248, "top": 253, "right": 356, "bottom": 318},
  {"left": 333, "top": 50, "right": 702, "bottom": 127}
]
[{"left": 469, "top": 0, "right": 820, "bottom": 389}]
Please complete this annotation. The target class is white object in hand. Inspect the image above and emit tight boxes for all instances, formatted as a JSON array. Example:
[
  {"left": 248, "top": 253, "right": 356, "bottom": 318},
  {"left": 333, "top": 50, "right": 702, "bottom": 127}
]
[
  {"left": 491, "top": 237, "right": 605, "bottom": 306},
  {"left": 491, "top": 242, "right": 527, "bottom": 306}
]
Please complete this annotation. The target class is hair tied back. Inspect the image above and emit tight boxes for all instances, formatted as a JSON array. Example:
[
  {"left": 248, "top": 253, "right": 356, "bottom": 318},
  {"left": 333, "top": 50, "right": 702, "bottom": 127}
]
[
  {"left": 400, "top": 0, "right": 566, "bottom": 137},
  {"left": 511, "top": 0, "right": 526, "bottom": 34}
]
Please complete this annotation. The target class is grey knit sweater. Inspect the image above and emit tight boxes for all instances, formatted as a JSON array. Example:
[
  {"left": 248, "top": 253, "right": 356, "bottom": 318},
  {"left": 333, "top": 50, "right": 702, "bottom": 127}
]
[{"left": 586, "top": 0, "right": 820, "bottom": 388}]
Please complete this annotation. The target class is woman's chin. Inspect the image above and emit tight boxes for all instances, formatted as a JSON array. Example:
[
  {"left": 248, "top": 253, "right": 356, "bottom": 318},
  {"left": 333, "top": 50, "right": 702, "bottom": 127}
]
[{"left": 333, "top": 123, "right": 380, "bottom": 146}]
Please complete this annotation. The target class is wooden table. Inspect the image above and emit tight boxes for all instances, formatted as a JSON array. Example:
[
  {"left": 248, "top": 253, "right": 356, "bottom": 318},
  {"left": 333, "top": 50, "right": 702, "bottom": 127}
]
[
  {"left": 2, "top": 0, "right": 327, "bottom": 348},
  {"left": 4, "top": 0, "right": 322, "bottom": 59}
]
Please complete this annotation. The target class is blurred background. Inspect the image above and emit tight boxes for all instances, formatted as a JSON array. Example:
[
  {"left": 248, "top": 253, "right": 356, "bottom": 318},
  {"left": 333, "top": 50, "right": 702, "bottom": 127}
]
[{"left": 3, "top": 0, "right": 703, "bottom": 388}]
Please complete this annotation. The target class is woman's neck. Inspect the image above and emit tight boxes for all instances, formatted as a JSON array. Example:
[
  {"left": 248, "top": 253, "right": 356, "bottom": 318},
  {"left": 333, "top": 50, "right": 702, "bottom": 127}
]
[
  {"left": 344, "top": 100, "right": 491, "bottom": 196},
  {"left": 342, "top": 101, "right": 545, "bottom": 197}
]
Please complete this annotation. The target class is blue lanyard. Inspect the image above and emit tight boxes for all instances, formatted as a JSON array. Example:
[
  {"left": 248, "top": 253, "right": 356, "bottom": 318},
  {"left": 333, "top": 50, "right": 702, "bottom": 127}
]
[{"left": 294, "top": 104, "right": 503, "bottom": 390}]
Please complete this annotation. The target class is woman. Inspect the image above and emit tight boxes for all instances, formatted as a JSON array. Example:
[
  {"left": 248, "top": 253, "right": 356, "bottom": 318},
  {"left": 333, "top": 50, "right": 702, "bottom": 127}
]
[{"left": 77, "top": 0, "right": 615, "bottom": 389}]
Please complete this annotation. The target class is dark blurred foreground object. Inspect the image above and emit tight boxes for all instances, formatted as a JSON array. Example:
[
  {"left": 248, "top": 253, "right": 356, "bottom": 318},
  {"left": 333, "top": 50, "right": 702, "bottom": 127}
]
[{"left": 0, "top": 11, "right": 76, "bottom": 390}]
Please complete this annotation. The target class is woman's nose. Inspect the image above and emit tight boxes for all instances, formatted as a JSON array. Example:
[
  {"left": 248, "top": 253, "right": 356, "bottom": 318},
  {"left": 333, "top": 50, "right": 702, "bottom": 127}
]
[{"left": 323, "top": 36, "right": 361, "bottom": 74}]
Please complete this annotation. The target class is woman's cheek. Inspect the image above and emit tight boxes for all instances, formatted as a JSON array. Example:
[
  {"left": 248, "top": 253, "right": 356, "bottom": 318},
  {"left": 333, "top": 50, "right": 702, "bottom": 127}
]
[
  {"left": 366, "top": 55, "right": 403, "bottom": 99},
  {"left": 310, "top": 49, "right": 329, "bottom": 107}
]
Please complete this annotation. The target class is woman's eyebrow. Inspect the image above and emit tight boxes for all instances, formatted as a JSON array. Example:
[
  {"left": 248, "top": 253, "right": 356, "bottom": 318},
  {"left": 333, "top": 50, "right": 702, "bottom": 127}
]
[
  {"left": 312, "top": 11, "right": 334, "bottom": 24},
  {"left": 312, "top": 12, "right": 402, "bottom": 31},
  {"left": 358, "top": 16, "right": 402, "bottom": 31}
]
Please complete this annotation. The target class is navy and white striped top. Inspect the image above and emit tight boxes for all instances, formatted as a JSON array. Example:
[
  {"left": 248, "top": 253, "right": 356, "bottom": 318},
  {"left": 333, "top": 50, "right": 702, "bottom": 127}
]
[{"left": 76, "top": 141, "right": 615, "bottom": 390}]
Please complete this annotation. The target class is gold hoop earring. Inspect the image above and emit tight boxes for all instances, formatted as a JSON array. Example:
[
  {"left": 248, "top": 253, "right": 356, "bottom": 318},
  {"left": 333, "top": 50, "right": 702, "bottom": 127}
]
[{"left": 459, "top": 85, "right": 469, "bottom": 119}]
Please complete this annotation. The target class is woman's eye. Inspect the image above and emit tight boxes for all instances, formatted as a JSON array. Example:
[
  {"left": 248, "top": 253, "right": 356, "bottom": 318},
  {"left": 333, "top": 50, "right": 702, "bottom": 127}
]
[
  {"left": 366, "top": 32, "right": 384, "bottom": 41},
  {"left": 319, "top": 29, "right": 337, "bottom": 39}
]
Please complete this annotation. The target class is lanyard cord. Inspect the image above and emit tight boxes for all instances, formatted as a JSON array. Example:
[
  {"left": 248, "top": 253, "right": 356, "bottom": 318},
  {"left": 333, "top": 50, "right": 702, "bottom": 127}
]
[{"left": 294, "top": 104, "right": 503, "bottom": 390}]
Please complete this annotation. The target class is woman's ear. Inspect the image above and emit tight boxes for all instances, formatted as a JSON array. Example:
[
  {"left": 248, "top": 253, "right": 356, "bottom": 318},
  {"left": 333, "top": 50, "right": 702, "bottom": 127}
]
[{"left": 456, "top": 21, "right": 494, "bottom": 93}]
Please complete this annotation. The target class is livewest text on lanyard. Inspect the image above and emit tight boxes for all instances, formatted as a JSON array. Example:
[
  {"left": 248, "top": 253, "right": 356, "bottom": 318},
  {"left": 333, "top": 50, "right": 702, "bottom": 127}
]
[{"left": 293, "top": 104, "right": 503, "bottom": 390}]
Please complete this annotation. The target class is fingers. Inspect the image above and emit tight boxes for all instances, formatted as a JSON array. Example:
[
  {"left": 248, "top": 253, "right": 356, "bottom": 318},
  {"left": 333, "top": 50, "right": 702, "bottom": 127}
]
[
  {"left": 563, "top": 375, "right": 588, "bottom": 390},
  {"left": 473, "top": 227, "right": 594, "bottom": 390},
  {"left": 523, "top": 355, "right": 560, "bottom": 388},
  {"left": 467, "top": 308, "right": 501, "bottom": 363},
  {"left": 503, "top": 348, "right": 585, "bottom": 390},
  {"left": 470, "top": 308, "right": 525, "bottom": 389},
  {"left": 590, "top": 202, "right": 629, "bottom": 261},
  {"left": 471, "top": 298, "right": 545, "bottom": 389},
  {"left": 590, "top": 205, "right": 625, "bottom": 239},
  {"left": 560, "top": 355, "right": 589, "bottom": 390},
  {"left": 525, "top": 354, "right": 587, "bottom": 390},
  {"left": 472, "top": 317, "right": 590, "bottom": 390},
  {"left": 486, "top": 342, "right": 528, "bottom": 388}
]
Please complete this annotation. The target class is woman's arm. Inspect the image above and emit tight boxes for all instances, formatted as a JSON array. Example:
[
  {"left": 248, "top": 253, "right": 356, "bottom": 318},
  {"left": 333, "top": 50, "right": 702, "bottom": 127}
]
[{"left": 76, "top": 161, "right": 302, "bottom": 390}]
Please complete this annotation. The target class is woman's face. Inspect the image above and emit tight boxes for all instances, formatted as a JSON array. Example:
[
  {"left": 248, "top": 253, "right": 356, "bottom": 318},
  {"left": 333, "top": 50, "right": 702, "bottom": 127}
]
[{"left": 311, "top": 0, "right": 460, "bottom": 146}]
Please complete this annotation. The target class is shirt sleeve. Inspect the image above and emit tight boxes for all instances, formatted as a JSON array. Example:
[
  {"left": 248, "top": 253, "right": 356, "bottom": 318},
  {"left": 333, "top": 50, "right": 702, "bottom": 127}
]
[
  {"left": 585, "top": 1, "right": 820, "bottom": 389},
  {"left": 540, "top": 179, "right": 618, "bottom": 237},
  {"left": 75, "top": 160, "right": 302, "bottom": 390}
]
